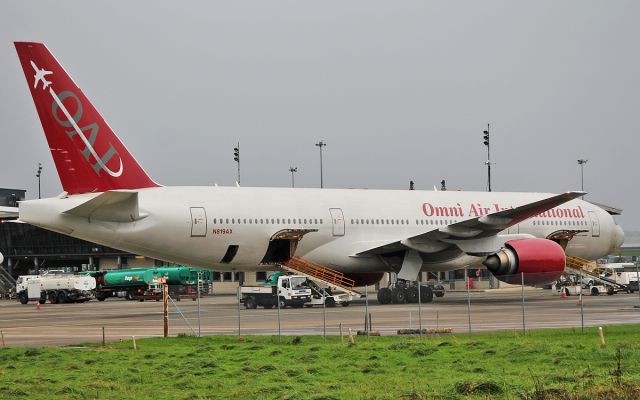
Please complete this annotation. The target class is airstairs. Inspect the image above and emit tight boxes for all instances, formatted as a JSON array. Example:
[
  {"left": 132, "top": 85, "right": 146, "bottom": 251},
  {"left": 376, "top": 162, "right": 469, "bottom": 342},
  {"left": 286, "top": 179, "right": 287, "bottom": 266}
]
[
  {"left": 282, "top": 257, "right": 361, "bottom": 297},
  {"left": 565, "top": 256, "right": 628, "bottom": 291},
  {"left": 0, "top": 265, "right": 16, "bottom": 294}
]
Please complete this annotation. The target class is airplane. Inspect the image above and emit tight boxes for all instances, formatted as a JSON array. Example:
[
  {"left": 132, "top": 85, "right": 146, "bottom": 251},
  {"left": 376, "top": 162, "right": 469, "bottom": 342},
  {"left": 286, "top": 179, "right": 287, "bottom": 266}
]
[
  {"left": 12, "top": 42, "right": 625, "bottom": 291},
  {"left": 30, "top": 60, "right": 52, "bottom": 90}
]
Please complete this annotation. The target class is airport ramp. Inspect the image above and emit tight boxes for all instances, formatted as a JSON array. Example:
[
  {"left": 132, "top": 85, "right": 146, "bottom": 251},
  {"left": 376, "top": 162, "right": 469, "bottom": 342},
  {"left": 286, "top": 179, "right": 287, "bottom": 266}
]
[{"left": 282, "top": 257, "right": 361, "bottom": 297}]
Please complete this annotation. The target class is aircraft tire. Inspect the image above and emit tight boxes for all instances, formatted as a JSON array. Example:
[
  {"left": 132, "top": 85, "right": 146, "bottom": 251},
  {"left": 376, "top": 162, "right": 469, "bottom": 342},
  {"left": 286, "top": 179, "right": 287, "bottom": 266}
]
[
  {"left": 420, "top": 286, "right": 434, "bottom": 303},
  {"left": 377, "top": 288, "right": 392, "bottom": 304},
  {"left": 391, "top": 288, "right": 406, "bottom": 304},
  {"left": 406, "top": 287, "right": 419, "bottom": 303},
  {"left": 244, "top": 296, "right": 257, "bottom": 309},
  {"left": 57, "top": 290, "right": 67, "bottom": 304}
]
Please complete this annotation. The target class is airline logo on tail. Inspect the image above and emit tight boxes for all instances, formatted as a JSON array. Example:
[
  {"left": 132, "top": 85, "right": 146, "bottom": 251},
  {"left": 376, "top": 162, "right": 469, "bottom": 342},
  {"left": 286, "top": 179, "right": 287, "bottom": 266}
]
[
  {"left": 30, "top": 60, "right": 123, "bottom": 177},
  {"left": 30, "top": 60, "right": 52, "bottom": 89}
]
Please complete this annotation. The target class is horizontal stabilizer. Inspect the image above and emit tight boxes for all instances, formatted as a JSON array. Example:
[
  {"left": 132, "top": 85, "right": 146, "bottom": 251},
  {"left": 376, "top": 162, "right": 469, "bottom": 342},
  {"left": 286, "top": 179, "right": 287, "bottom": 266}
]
[
  {"left": 0, "top": 206, "right": 19, "bottom": 219},
  {"left": 63, "top": 190, "right": 145, "bottom": 222}
]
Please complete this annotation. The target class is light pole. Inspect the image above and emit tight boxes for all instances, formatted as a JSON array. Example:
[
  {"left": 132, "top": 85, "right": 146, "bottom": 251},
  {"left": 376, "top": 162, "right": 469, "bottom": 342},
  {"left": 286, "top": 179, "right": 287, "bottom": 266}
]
[
  {"left": 482, "top": 124, "right": 491, "bottom": 192},
  {"left": 577, "top": 159, "right": 588, "bottom": 193},
  {"left": 289, "top": 166, "right": 298, "bottom": 188},
  {"left": 36, "top": 163, "right": 42, "bottom": 199},
  {"left": 483, "top": 126, "right": 497, "bottom": 289},
  {"left": 315, "top": 140, "right": 326, "bottom": 188},
  {"left": 233, "top": 143, "right": 240, "bottom": 185}
]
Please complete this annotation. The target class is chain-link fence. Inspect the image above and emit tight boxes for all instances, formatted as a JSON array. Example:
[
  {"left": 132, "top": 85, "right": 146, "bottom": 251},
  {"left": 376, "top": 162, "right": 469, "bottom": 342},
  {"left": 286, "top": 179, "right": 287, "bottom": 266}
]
[{"left": 2, "top": 273, "right": 640, "bottom": 346}]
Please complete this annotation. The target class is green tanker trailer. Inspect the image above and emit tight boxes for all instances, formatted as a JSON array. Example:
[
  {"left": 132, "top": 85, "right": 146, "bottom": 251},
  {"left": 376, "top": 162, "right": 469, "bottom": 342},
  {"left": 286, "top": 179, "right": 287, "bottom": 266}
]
[
  {"left": 153, "top": 267, "right": 213, "bottom": 301},
  {"left": 89, "top": 267, "right": 212, "bottom": 301}
]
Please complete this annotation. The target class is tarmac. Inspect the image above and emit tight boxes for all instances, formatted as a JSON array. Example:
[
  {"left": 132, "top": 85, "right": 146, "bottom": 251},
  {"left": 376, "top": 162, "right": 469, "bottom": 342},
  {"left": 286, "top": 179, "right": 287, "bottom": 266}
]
[{"left": 1, "top": 289, "right": 640, "bottom": 347}]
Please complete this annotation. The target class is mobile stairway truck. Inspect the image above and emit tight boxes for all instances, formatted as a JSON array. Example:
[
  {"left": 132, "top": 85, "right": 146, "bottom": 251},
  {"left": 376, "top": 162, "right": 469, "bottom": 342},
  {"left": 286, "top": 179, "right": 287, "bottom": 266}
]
[{"left": 250, "top": 271, "right": 353, "bottom": 307}]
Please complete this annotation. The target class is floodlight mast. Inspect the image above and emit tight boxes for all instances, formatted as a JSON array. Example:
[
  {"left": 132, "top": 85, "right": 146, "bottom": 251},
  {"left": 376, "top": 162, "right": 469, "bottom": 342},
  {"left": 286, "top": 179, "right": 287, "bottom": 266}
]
[
  {"left": 577, "top": 159, "right": 588, "bottom": 196},
  {"left": 36, "top": 163, "right": 43, "bottom": 199},
  {"left": 483, "top": 124, "right": 491, "bottom": 192},
  {"left": 233, "top": 143, "right": 240, "bottom": 185},
  {"left": 315, "top": 140, "right": 326, "bottom": 188},
  {"left": 289, "top": 166, "right": 298, "bottom": 188}
]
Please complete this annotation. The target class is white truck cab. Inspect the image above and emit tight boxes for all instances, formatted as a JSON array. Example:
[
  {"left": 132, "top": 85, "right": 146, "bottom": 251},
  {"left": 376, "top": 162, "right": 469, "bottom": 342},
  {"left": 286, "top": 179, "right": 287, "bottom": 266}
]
[{"left": 240, "top": 274, "right": 312, "bottom": 309}]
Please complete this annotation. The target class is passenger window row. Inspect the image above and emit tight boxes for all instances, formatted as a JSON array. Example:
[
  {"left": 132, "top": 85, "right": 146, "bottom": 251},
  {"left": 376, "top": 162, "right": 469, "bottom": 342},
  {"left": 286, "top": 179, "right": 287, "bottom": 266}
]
[
  {"left": 214, "top": 218, "right": 323, "bottom": 225},
  {"left": 350, "top": 218, "right": 410, "bottom": 225},
  {"left": 350, "top": 218, "right": 459, "bottom": 226},
  {"left": 532, "top": 220, "right": 588, "bottom": 227}
]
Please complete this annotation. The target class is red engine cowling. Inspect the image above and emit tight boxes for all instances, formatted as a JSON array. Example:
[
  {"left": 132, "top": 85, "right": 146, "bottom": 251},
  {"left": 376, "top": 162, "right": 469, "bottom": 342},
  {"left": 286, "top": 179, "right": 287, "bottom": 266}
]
[
  {"left": 343, "top": 272, "right": 385, "bottom": 287},
  {"left": 483, "top": 238, "right": 565, "bottom": 285}
]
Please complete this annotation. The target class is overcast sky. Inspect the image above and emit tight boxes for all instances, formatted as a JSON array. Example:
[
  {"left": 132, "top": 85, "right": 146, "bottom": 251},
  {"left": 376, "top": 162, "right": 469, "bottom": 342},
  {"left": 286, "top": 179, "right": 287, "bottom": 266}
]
[{"left": 1, "top": 1, "right": 638, "bottom": 237}]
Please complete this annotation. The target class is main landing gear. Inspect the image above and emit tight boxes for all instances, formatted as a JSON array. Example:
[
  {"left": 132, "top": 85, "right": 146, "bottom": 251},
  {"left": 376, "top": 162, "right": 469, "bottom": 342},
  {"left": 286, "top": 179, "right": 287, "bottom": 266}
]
[{"left": 377, "top": 279, "right": 445, "bottom": 305}]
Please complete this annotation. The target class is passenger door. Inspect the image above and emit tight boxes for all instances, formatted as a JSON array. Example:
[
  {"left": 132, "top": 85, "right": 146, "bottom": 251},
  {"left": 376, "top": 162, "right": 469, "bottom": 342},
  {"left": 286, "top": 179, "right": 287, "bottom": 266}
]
[
  {"left": 588, "top": 211, "right": 600, "bottom": 237},
  {"left": 329, "top": 208, "right": 345, "bottom": 236},
  {"left": 190, "top": 207, "right": 207, "bottom": 237}
]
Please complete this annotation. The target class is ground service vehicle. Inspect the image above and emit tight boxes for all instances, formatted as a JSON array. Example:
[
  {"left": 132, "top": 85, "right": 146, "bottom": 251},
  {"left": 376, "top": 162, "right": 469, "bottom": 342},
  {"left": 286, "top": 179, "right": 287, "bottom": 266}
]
[
  {"left": 305, "top": 279, "right": 352, "bottom": 307},
  {"left": 88, "top": 267, "right": 211, "bottom": 301},
  {"left": 16, "top": 272, "right": 95, "bottom": 304},
  {"left": 240, "top": 274, "right": 312, "bottom": 309},
  {"left": 600, "top": 263, "right": 639, "bottom": 293},
  {"left": 559, "top": 283, "right": 614, "bottom": 297}
]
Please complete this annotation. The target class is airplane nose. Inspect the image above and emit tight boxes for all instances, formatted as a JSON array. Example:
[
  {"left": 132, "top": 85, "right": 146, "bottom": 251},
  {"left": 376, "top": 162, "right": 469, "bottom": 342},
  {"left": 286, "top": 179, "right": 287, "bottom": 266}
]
[{"left": 612, "top": 224, "right": 625, "bottom": 249}]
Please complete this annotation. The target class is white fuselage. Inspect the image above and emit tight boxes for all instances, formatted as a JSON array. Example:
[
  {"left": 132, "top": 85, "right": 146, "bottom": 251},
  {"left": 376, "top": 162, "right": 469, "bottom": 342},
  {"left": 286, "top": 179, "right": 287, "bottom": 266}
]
[{"left": 19, "top": 187, "right": 624, "bottom": 273}]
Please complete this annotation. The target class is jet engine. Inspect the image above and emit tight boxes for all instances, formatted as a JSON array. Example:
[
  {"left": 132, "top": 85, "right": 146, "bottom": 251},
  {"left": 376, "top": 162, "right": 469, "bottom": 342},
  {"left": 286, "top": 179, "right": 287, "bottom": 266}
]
[{"left": 483, "top": 238, "right": 565, "bottom": 285}]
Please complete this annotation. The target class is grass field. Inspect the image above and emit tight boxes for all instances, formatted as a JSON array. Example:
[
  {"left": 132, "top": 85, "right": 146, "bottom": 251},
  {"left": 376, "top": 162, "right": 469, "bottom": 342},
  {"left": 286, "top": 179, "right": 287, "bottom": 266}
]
[{"left": 1, "top": 325, "right": 640, "bottom": 399}]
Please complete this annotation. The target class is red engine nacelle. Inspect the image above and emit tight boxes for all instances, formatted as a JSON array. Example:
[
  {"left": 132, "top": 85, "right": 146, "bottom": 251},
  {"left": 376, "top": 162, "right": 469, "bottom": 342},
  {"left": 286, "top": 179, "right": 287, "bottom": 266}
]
[
  {"left": 343, "top": 272, "right": 385, "bottom": 287},
  {"left": 483, "top": 238, "right": 565, "bottom": 285}
]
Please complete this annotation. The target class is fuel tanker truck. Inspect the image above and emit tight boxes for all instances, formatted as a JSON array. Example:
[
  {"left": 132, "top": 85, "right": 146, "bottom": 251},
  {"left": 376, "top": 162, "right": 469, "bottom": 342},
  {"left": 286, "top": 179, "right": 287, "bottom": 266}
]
[
  {"left": 15, "top": 271, "right": 96, "bottom": 304},
  {"left": 87, "top": 267, "right": 211, "bottom": 301}
]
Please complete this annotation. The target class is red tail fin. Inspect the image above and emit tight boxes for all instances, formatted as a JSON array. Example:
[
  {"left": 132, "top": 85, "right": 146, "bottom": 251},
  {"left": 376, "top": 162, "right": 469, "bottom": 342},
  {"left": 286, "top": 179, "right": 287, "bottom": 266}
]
[{"left": 15, "top": 42, "right": 158, "bottom": 194}]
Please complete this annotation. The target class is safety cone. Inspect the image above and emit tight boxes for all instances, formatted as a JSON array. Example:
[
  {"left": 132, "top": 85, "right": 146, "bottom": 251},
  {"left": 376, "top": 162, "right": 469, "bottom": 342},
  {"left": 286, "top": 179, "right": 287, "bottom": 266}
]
[
  {"left": 561, "top": 289, "right": 567, "bottom": 299},
  {"left": 35, "top": 301, "right": 40, "bottom": 311}
]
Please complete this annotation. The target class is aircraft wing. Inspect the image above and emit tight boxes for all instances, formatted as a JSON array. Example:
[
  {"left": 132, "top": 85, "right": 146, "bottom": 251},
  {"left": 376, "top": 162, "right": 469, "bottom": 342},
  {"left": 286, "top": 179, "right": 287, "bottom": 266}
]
[
  {"left": 0, "top": 206, "right": 19, "bottom": 219},
  {"left": 357, "top": 191, "right": 585, "bottom": 256}
]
